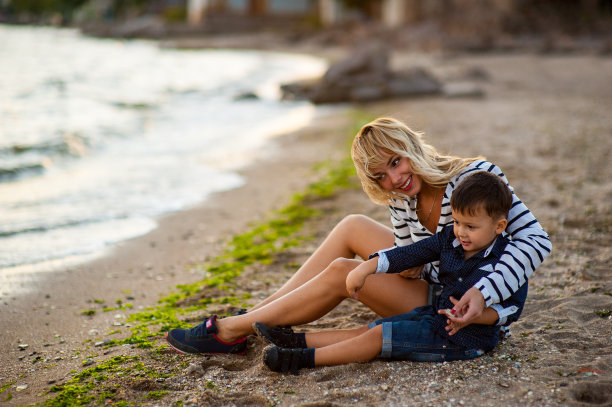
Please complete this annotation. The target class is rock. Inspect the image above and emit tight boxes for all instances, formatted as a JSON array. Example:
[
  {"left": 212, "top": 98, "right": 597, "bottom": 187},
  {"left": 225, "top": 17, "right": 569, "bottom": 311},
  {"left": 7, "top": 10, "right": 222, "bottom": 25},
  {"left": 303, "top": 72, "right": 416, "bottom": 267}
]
[
  {"left": 234, "top": 91, "right": 259, "bottom": 101},
  {"left": 387, "top": 67, "right": 442, "bottom": 97},
  {"left": 280, "top": 42, "right": 443, "bottom": 104},
  {"left": 280, "top": 79, "right": 317, "bottom": 101},
  {"left": 322, "top": 42, "right": 390, "bottom": 83},
  {"left": 350, "top": 84, "right": 387, "bottom": 102}
]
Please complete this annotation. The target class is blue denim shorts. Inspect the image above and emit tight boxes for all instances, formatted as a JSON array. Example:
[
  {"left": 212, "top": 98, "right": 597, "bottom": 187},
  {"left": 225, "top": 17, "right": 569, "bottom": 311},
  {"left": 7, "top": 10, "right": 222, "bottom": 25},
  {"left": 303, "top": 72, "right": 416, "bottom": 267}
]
[{"left": 368, "top": 306, "right": 485, "bottom": 362}]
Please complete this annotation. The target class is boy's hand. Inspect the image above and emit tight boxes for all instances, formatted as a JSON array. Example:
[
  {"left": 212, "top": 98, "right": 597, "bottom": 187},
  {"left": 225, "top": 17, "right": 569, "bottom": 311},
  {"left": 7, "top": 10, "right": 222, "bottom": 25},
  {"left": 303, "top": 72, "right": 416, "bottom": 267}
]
[{"left": 346, "top": 258, "right": 378, "bottom": 300}]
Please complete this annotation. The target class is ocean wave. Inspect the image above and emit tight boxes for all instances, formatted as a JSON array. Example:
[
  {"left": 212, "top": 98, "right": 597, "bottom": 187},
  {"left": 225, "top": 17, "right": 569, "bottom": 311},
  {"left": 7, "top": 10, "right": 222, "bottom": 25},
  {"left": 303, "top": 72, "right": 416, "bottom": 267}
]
[
  {"left": 0, "top": 162, "right": 47, "bottom": 183},
  {"left": 0, "top": 133, "right": 91, "bottom": 183}
]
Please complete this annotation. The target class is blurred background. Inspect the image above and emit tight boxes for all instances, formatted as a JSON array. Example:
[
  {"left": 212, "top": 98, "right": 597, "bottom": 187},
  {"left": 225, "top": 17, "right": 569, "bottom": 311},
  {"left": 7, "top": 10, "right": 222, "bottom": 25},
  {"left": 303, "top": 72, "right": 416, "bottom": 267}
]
[
  {"left": 1, "top": 0, "right": 611, "bottom": 51},
  {"left": 1, "top": 0, "right": 611, "bottom": 273}
]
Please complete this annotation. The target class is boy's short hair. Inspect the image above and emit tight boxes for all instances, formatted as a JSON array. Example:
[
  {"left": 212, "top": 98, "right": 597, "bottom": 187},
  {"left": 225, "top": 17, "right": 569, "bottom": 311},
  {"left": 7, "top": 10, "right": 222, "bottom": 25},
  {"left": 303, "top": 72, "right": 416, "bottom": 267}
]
[{"left": 450, "top": 171, "right": 512, "bottom": 219}]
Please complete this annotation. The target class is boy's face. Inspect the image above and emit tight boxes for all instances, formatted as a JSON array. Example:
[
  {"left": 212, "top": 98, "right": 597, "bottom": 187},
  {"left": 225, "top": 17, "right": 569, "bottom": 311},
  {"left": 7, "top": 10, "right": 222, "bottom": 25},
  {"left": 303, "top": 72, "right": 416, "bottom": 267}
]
[{"left": 451, "top": 207, "right": 507, "bottom": 258}]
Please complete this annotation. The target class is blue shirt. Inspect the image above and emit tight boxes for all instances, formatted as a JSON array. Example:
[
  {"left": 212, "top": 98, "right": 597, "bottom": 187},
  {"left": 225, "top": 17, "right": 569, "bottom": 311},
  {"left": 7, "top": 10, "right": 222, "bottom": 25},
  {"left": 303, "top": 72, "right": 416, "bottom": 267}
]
[{"left": 373, "top": 225, "right": 527, "bottom": 350}]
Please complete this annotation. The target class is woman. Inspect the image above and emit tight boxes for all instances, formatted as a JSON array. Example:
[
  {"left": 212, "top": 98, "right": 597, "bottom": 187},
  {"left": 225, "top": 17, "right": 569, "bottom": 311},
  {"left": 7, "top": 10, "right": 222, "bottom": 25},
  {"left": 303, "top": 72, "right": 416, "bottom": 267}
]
[{"left": 165, "top": 117, "right": 551, "bottom": 355}]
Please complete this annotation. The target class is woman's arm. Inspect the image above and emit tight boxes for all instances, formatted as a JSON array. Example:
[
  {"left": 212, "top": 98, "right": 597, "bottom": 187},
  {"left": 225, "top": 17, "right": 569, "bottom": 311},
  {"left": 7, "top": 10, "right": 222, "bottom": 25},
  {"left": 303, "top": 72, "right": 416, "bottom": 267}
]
[
  {"left": 454, "top": 162, "right": 552, "bottom": 306},
  {"left": 449, "top": 162, "right": 552, "bottom": 325},
  {"left": 478, "top": 163, "right": 552, "bottom": 306}
]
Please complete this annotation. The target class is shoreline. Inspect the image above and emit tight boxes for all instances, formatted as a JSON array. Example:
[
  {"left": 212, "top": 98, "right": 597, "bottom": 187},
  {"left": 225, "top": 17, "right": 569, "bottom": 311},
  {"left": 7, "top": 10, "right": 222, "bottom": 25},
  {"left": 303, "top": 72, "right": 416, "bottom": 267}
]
[
  {"left": 1, "top": 48, "right": 611, "bottom": 406},
  {"left": 0, "top": 24, "right": 332, "bottom": 281},
  {"left": 0, "top": 105, "right": 357, "bottom": 404},
  {"left": 0, "top": 103, "right": 335, "bottom": 299}
]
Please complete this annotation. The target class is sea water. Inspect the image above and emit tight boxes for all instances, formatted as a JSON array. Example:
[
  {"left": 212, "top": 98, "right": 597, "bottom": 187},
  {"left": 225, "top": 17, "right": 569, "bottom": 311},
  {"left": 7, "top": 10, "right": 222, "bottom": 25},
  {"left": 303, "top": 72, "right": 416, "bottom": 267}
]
[{"left": 0, "top": 25, "right": 327, "bottom": 281}]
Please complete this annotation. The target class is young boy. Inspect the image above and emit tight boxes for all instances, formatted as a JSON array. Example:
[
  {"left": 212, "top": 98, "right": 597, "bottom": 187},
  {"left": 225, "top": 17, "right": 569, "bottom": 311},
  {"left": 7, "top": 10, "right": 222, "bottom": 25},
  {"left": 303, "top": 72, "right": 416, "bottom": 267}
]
[{"left": 255, "top": 171, "right": 528, "bottom": 373}]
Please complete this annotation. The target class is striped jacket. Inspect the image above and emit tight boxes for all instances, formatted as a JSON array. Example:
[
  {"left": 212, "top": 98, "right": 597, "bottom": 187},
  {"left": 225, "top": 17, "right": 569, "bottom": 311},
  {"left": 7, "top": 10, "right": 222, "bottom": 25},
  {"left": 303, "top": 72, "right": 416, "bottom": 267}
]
[{"left": 388, "top": 160, "right": 552, "bottom": 307}]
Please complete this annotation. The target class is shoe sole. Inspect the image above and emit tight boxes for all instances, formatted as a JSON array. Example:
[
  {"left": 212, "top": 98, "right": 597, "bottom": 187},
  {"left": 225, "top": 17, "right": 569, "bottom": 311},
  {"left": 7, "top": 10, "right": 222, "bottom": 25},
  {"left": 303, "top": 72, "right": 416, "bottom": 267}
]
[
  {"left": 252, "top": 322, "right": 275, "bottom": 345},
  {"left": 164, "top": 332, "right": 247, "bottom": 356}
]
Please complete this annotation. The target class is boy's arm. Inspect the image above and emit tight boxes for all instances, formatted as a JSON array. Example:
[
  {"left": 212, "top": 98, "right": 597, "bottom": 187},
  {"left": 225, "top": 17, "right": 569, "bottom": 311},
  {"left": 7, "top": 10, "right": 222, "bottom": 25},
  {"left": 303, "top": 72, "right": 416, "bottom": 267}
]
[
  {"left": 346, "top": 257, "right": 378, "bottom": 300},
  {"left": 374, "top": 228, "right": 447, "bottom": 275},
  {"left": 346, "top": 229, "right": 444, "bottom": 299}
]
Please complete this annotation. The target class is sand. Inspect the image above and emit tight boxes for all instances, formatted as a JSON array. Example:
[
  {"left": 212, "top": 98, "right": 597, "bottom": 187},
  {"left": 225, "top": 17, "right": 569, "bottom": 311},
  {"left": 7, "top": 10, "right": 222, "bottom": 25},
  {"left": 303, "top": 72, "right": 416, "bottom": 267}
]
[{"left": 1, "top": 44, "right": 611, "bottom": 406}]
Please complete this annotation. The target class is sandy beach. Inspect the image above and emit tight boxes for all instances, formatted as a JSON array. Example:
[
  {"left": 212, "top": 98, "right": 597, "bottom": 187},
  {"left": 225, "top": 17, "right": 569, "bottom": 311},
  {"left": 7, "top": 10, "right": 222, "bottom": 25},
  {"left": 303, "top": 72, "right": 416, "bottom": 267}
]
[{"left": 1, "top": 41, "right": 611, "bottom": 406}]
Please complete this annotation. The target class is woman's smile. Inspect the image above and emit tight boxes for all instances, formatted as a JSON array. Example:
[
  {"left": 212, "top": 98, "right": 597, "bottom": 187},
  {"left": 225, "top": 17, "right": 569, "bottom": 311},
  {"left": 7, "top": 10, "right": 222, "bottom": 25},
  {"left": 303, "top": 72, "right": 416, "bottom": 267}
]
[{"left": 397, "top": 175, "right": 413, "bottom": 192}]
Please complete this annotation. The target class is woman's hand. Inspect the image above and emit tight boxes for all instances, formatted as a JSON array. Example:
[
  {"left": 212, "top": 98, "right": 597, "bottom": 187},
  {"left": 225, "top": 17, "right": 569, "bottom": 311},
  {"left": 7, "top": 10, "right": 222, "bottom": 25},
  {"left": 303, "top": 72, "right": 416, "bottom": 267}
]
[
  {"left": 439, "top": 297, "right": 470, "bottom": 335},
  {"left": 346, "top": 258, "right": 378, "bottom": 300},
  {"left": 398, "top": 265, "right": 424, "bottom": 279},
  {"left": 443, "top": 287, "right": 485, "bottom": 334}
]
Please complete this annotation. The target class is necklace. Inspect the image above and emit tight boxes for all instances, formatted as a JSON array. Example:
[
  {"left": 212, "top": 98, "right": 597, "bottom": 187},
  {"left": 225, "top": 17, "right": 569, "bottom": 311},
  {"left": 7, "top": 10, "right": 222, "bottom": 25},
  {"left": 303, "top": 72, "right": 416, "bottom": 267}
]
[{"left": 418, "top": 189, "right": 439, "bottom": 223}]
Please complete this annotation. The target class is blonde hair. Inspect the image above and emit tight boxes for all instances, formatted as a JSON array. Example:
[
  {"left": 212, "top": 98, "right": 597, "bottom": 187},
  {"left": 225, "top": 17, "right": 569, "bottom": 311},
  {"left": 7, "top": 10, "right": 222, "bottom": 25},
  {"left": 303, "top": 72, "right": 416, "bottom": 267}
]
[{"left": 351, "top": 117, "right": 483, "bottom": 205}]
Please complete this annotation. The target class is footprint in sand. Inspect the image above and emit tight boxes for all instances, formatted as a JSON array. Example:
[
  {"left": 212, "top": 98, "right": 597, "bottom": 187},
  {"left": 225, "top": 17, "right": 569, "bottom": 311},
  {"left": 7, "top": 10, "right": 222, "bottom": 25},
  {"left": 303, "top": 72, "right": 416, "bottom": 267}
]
[{"left": 570, "top": 380, "right": 612, "bottom": 405}]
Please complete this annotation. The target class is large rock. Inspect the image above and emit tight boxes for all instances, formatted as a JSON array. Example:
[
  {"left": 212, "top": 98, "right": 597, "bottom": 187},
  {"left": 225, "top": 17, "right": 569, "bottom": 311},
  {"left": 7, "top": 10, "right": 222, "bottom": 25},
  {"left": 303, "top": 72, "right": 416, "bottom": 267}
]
[
  {"left": 322, "top": 42, "right": 390, "bottom": 83},
  {"left": 280, "top": 43, "right": 443, "bottom": 104}
]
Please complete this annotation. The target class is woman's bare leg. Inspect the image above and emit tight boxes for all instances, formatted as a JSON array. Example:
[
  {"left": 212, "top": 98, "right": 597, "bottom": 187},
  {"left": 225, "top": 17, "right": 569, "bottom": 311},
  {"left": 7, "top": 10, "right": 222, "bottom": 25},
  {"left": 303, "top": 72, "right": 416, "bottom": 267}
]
[
  {"left": 215, "top": 258, "right": 428, "bottom": 343},
  {"left": 249, "top": 214, "right": 395, "bottom": 311}
]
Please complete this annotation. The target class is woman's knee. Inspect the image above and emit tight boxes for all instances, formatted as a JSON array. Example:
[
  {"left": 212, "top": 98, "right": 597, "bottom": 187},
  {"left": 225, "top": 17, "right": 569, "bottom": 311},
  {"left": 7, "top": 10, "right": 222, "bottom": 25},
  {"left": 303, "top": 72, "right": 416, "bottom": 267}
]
[
  {"left": 319, "top": 258, "right": 360, "bottom": 291},
  {"left": 337, "top": 214, "right": 372, "bottom": 234},
  {"left": 325, "top": 257, "right": 359, "bottom": 276},
  {"left": 335, "top": 214, "right": 393, "bottom": 257}
]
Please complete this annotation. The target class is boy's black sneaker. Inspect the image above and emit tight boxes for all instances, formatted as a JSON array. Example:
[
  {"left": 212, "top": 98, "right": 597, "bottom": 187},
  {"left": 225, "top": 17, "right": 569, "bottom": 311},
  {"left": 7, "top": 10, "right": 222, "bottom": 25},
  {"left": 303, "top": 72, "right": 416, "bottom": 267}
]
[
  {"left": 253, "top": 322, "right": 306, "bottom": 348},
  {"left": 166, "top": 315, "right": 246, "bottom": 355},
  {"left": 263, "top": 345, "right": 314, "bottom": 374}
]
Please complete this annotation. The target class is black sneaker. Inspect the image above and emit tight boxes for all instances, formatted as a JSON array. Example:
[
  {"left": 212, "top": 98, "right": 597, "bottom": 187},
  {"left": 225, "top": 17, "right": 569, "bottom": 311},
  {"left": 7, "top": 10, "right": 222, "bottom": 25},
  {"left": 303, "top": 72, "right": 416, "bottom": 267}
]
[
  {"left": 263, "top": 345, "right": 314, "bottom": 374},
  {"left": 166, "top": 315, "right": 247, "bottom": 355},
  {"left": 253, "top": 322, "right": 306, "bottom": 348}
]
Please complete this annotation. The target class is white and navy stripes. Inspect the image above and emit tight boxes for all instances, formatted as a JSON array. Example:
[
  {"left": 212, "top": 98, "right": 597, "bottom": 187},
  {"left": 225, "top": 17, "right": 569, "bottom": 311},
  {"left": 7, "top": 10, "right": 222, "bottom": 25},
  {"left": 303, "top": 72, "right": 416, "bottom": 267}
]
[{"left": 388, "top": 160, "right": 552, "bottom": 307}]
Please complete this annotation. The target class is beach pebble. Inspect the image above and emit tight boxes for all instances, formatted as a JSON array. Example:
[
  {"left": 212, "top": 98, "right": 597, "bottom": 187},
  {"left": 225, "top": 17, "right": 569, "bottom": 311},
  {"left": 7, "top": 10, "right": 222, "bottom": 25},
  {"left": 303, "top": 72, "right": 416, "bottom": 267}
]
[
  {"left": 82, "top": 358, "right": 95, "bottom": 366},
  {"left": 16, "top": 385, "right": 28, "bottom": 391}
]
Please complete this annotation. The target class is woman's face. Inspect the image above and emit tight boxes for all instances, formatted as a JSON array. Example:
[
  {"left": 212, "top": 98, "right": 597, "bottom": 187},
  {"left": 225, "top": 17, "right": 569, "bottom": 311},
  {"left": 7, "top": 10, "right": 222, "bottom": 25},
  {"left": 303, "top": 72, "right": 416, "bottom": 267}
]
[{"left": 371, "top": 152, "right": 423, "bottom": 197}]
